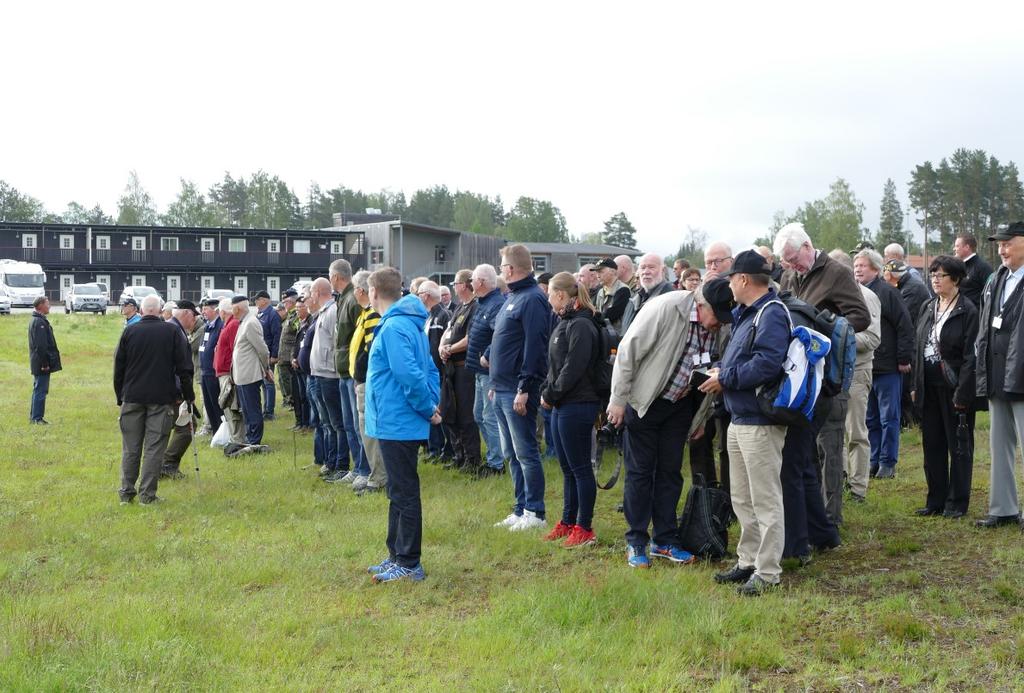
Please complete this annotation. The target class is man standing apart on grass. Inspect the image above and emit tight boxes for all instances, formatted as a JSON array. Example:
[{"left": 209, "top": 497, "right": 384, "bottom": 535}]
[
  {"left": 700, "top": 250, "right": 789, "bottom": 596},
  {"left": 114, "top": 294, "right": 194, "bottom": 505},
  {"left": 28, "top": 295, "right": 61, "bottom": 425},
  {"left": 365, "top": 267, "right": 441, "bottom": 583},
  {"left": 975, "top": 222, "right": 1024, "bottom": 530}
]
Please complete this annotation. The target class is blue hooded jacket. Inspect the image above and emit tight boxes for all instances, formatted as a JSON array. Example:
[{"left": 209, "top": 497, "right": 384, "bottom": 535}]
[
  {"left": 719, "top": 289, "right": 790, "bottom": 425},
  {"left": 364, "top": 294, "right": 440, "bottom": 441},
  {"left": 488, "top": 275, "right": 551, "bottom": 393}
]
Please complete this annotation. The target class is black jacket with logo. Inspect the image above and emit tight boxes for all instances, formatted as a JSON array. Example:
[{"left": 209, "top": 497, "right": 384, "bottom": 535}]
[{"left": 542, "top": 307, "right": 600, "bottom": 407}]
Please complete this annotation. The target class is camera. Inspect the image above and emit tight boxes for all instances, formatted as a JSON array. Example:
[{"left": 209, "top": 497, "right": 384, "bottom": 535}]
[{"left": 596, "top": 421, "right": 622, "bottom": 448}]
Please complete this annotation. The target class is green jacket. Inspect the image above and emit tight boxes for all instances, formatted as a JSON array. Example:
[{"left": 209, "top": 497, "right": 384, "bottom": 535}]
[
  {"left": 334, "top": 284, "right": 361, "bottom": 378},
  {"left": 279, "top": 308, "right": 300, "bottom": 361}
]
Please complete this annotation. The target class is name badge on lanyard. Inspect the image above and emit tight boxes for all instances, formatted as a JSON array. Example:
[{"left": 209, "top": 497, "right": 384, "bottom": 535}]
[{"left": 993, "top": 315, "right": 1004, "bottom": 330}]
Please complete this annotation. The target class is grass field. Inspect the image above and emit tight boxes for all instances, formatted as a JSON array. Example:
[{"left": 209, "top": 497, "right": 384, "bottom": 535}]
[{"left": 2, "top": 313, "right": 1023, "bottom": 691}]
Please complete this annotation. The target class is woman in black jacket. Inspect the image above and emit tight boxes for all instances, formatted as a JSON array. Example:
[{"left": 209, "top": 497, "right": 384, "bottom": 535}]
[
  {"left": 540, "top": 272, "right": 602, "bottom": 548},
  {"left": 911, "top": 256, "right": 979, "bottom": 519}
]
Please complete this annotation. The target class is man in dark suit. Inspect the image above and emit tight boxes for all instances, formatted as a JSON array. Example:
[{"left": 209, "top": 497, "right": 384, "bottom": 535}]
[
  {"left": 28, "top": 296, "right": 61, "bottom": 424},
  {"left": 954, "top": 233, "right": 994, "bottom": 307}
]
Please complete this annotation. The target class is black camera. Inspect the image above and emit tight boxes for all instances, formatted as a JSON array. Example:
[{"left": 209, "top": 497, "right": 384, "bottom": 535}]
[{"left": 596, "top": 421, "right": 622, "bottom": 448}]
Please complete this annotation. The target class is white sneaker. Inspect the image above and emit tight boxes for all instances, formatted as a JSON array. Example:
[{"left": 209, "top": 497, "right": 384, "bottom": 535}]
[
  {"left": 510, "top": 510, "right": 547, "bottom": 532},
  {"left": 351, "top": 475, "right": 369, "bottom": 491},
  {"left": 340, "top": 471, "right": 357, "bottom": 484},
  {"left": 494, "top": 512, "right": 521, "bottom": 528}
]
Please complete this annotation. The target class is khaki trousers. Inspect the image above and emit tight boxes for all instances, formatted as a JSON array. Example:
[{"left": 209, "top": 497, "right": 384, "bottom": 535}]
[
  {"left": 354, "top": 382, "right": 387, "bottom": 487},
  {"left": 845, "top": 367, "right": 872, "bottom": 497},
  {"left": 728, "top": 423, "right": 787, "bottom": 583}
]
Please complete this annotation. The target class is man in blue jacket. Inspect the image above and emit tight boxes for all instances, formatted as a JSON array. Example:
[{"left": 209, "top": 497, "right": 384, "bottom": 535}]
[
  {"left": 488, "top": 244, "right": 552, "bottom": 532},
  {"left": 365, "top": 267, "right": 441, "bottom": 584},
  {"left": 197, "top": 298, "right": 224, "bottom": 435},
  {"left": 699, "top": 250, "right": 789, "bottom": 596},
  {"left": 466, "top": 263, "right": 509, "bottom": 477},
  {"left": 254, "top": 290, "right": 282, "bottom": 420}
]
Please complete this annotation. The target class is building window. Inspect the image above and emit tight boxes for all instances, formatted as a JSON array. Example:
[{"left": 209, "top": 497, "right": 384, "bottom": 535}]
[
  {"left": 267, "top": 239, "right": 281, "bottom": 254},
  {"left": 22, "top": 234, "right": 37, "bottom": 249},
  {"left": 234, "top": 276, "right": 247, "bottom": 293},
  {"left": 160, "top": 237, "right": 179, "bottom": 252},
  {"left": 330, "top": 240, "right": 344, "bottom": 255},
  {"left": 370, "top": 245, "right": 384, "bottom": 265},
  {"left": 578, "top": 256, "right": 602, "bottom": 267},
  {"left": 202, "top": 276, "right": 214, "bottom": 292},
  {"left": 532, "top": 256, "right": 548, "bottom": 272},
  {"left": 201, "top": 237, "right": 215, "bottom": 252},
  {"left": 228, "top": 238, "right": 246, "bottom": 253},
  {"left": 132, "top": 275, "right": 146, "bottom": 286},
  {"left": 60, "top": 235, "right": 74, "bottom": 249},
  {"left": 434, "top": 245, "right": 448, "bottom": 263},
  {"left": 293, "top": 239, "right": 310, "bottom": 254},
  {"left": 132, "top": 236, "right": 146, "bottom": 251},
  {"left": 267, "top": 276, "right": 279, "bottom": 301},
  {"left": 96, "top": 235, "right": 110, "bottom": 250}
]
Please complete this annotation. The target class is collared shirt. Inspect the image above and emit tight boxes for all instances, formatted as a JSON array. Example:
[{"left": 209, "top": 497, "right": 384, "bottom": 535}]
[
  {"left": 659, "top": 318, "right": 711, "bottom": 402},
  {"left": 1001, "top": 264, "right": 1024, "bottom": 310}
]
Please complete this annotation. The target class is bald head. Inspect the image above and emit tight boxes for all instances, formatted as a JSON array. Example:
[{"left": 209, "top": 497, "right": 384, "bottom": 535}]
[
  {"left": 614, "top": 255, "right": 634, "bottom": 283},
  {"left": 140, "top": 295, "right": 162, "bottom": 315}
]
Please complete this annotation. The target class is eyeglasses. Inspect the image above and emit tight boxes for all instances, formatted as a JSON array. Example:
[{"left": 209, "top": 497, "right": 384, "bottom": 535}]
[
  {"left": 705, "top": 257, "right": 732, "bottom": 268},
  {"left": 499, "top": 263, "right": 513, "bottom": 270},
  {"left": 930, "top": 272, "right": 951, "bottom": 279}
]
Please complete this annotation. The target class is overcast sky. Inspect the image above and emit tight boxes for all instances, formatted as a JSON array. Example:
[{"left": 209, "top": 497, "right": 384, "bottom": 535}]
[{"left": 4, "top": 1, "right": 1023, "bottom": 259}]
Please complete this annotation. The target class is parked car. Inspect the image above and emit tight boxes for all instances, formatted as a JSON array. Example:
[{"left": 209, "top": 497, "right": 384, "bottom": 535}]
[
  {"left": 289, "top": 280, "right": 313, "bottom": 298},
  {"left": 95, "top": 282, "right": 110, "bottom": 303},
  {"left": 119, "top": 285, "right": 163, "bottom": 307},
  {"left": 0, "top": 291, "right": 11, "bottom": 314},
  {"left": 200, "top": 288, "right": 235, "bottom": 304},
  {"left": 65, "top": 283, "right": 108, "bottom": 314}
]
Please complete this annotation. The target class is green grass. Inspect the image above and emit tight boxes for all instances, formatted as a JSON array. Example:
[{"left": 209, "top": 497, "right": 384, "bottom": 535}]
[{"left": 2, "top": 313, "right": 1024, "bottom": 690}]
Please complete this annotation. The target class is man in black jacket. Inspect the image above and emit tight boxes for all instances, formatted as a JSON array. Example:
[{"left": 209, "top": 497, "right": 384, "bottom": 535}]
[
  {"left": 855, "top": 249, "right": 914, "bottom": 479},
  {"left": 28, "top": 296, "right": 61, "bottom": 424},
  {"left": 621, "top": 252, "right": 674, "bottom": 334},
  {"left": 884, "top": 260, "right": 931, "bottom": 328},
  {"left": 162, "top": 300, "right": 201, "bottom": 479},
  {"left": 954, "top": 233, "right": 994, "bottom": 307},
  {"left": 975, "top": 222, "right": 1024, "bottom": 529},
  {"left": 113, "top": 295, "right": 194, "bottom": 504}
]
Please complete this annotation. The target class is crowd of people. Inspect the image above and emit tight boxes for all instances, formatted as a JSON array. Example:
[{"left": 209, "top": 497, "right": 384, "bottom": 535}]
[{"left": 26, "top": 220, "right": 1024, "bottom": 592}]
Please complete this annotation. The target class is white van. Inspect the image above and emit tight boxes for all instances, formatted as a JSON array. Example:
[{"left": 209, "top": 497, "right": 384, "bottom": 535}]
[{"left": 0, "top": 259, "right": 47, "bottom": 307}]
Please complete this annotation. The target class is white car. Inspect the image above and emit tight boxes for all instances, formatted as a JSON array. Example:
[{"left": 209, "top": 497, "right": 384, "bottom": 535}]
[
  {"left": 119, "top": 285, "right": 163, "bottom": 307},
  {"left": 200, "top": 288, "right": 235, "bottom": 304},
  {"left": 0, "top": 292, "right": 10, "bottom": 315},
  {"left": 65, "top": 283, "right": 108, "bottom": 314}
]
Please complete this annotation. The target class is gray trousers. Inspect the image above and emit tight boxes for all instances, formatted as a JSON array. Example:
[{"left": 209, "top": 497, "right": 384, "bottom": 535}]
[
  {"left": 355, "top": 382, "right": 387, "bottom": 487},
  {"left": 219, "top": 375, "right": 246, "bottom": 446},
  {"left": 987, "top": 397, "right": 1024, "bottom": 517},
  {"left": 817, "top": 394, "right": 848, "bottom": 525},
  {"left": 163, "top": 418, "right": 195, "bottom": 472},
  {"left": 119, "top": 403, "right": 175, "bottom": 501}
]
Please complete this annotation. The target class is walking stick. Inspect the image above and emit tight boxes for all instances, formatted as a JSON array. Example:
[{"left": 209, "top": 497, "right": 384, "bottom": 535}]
[
  {"left": 189, "top": 408, "right": 201, "bottom": 482},
  {"left": 292, "top": 427, "right": 297, "bottom": 470}
]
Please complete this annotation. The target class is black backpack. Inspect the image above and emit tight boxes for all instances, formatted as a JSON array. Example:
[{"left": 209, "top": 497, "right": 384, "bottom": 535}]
[
  {"left": 591, "top": 312, "right": 619, "bottom": 398},
  {"left": 676, "top": 474, "right": 731, "bottom": 560}
]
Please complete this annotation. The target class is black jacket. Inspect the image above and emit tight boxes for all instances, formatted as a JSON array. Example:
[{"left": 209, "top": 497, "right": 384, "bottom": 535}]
[
  {"left": 542, "top": 307, "right": 600, "bottom": 407},
  {"left": 866, "top": 276, "right": 915, "bottom": 374},
  {"left": 961, "top": 254, "right": 994, "bottom": 307},
  {"left": 28, "top": 311, "right": 62, "bottom": 376},
  {"left": 621, "top": 280, "right": 673, "bottom": 334},
  {"left": 114, "top": 315, "right": 195, "bottom": 405},
  {"left": 976, "top": 265, "right": 1024, "bottom": 398},
  {"left": 912, "top": 294, "right": 978, "bottom": 411},
  {"left": 898, "top": 274, "right": 931, "bottom": 329}
]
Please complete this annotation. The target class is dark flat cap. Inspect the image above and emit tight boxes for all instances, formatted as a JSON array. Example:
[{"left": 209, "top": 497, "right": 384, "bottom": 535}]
[
  {"left": 176, "top": 299, "right": 200, "bottom": 314},
  {"left": 282, "top": 288, "right": 299, "bottom": 298},
  {"left": 202, "top": 298, "right": 221, "bottom": 307},
  {"left": 231, "top": 295, "right": 249, "bottom": 305},
  {"left": 701, "top": 278, "right": 735, "bottom": 324},
  {"left": 253, "top": 290, "right": 271, "bottom": 300},
  {"left": 537, "top": 272, "right": 553, "bottom": 285}
]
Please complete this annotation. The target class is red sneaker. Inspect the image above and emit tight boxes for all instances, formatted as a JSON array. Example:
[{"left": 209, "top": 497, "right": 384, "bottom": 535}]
[
  {"left": 542, "top": 521, "right": 574, "bottom": 541},
  {"left": 563, "top": 525, "right": 596, "bottom": 548}
]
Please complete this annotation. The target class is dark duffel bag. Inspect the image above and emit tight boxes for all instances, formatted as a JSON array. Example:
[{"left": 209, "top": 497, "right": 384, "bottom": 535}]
[{"left": 677, "top": 474, "right": 731, "bottom": 560}]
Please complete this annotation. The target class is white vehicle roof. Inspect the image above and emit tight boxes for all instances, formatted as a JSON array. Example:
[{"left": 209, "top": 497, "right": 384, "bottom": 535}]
[{"left": 0, "top": 259, "right": 45, "bottom": 274}]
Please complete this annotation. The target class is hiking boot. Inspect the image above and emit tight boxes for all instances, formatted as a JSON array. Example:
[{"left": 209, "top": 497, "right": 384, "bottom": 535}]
[
  {"left": 875, "top": 465, "right": 896, "bottom": 479},
  {"left": 737, "top": 574, "right": 778, "bottom": 597},
  {"left": 351, "top": 475, "right": 369, "bottom": 492},
  {"left": 323, "top": 469, "right": 346, "bottom": 483},
  {"left": 510, "top": 510, "right": 546, "bottom": 532},
  {"left": 714, "top": 564, "right": 755, "bottom": 584},
  {"left": 650, "top": 544, "right": 697, "bottom": 564},
  {"left": 372, "top": 563, "right": 426, "bottom": 584},
  {"left": 494, "top": 512, "right": 522, "bottom": 528},
  {"left": 626, "top": 544, "right": 650, "bottom": 569},
  {"left": 542, "top": 521, "right": 574, "bottom": 542},
  {"left": 476, "top": 465, "right": 505, "bottom": 479},
  {"left": 563, "top": 526, "right": 597, "bottom": 548}
]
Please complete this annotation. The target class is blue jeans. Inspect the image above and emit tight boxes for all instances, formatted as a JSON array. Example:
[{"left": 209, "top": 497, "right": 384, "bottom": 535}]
[
  {"left": 262, "top": 378, "right": 276, "bottom": 417},
  {"left": 542, "top": 407, "right": 555, "bottom": 458},
  {"left": 867, "top": 372, "right": 902, "bottom": 472},
  {"left": 307, "top": 376, "right": 329, "bottom": 466},
  {"left": 236, "top": 381, "right": 264, "bottom": 444},
  {"left": 493, "top": 389, "right": 545, "bottom": 517},
  {"left": 31, "top": 373, "right": 50, "bottom": 421},
  {"left": 318, "top": 377, "right": 350, "bottom": 472},
  {"left": 473, "top": 373, "right": 504, "bottom": 470},
  {"left": 551, "top": 401, "right": 599, "bottom": 529},
  {"left": 341, "top": 378, "right": 369, "bottom": 476}
]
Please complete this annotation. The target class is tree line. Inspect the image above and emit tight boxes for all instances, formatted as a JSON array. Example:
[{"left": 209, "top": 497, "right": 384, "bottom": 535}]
[{"left": 0, "top": 172, "right": 640, "bottom": 249}]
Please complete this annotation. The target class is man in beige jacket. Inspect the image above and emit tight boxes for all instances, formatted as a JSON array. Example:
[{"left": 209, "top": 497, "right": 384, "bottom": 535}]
[
  {"left": 606, "top": 288, "right": 710, "bottom": 568},
  {"left": 232, "top": 297, "right": 272, "bottom": 445}
]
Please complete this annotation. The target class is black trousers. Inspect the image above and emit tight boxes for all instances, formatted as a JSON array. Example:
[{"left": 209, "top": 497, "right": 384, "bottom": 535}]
[
  {"left": 781, "top": 423, "right": 840, "bottom": 558},
  {"left": 380, "top": 439, "right": 424, "bottom": 568},
  {"left": 689, "top": 411, "right": 717, "bottom": 486},
  {"left": 442, "top": 364, "right": 480, "bottom": 467},
  {"left": 200, "top": 374, "right": 223, "bottom": 433},
  {"left": 623, "top": 393, "right": 696, "bottom": 547},
  {"left": 921, "top": 377, "right": 975, "bottom": 513}
]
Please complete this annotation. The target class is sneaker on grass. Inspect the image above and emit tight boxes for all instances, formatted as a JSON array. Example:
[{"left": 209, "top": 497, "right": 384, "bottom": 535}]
[
  {"left": 737, "top": 573, "right": 778, "bottom": 597},
  {"left": 494, "top": 512, "right": 522, "bottom": 528},
  {"left": 338, "top": 470, "right": 357, "bottom": 484},
  {"left": 626, "top": 544, "right": 650, "bottom": 569},
  {"left": 542, "top": 521, "right": 573, "bottom": 541},
  {"left": 510, "top": 509, "right": 546, "bottom": 532},
  {"left": 372, "top": 563, "right": 426, "bottom": 584},
  {"left": 650, "top": 544, "right": 697, "bottom": 564},
  {"left": 367, "top": 557, "right": 396, "bottom": 575},
  {"left": 563, "top": 526, "right": 596, "bottom": 548},
  {"left": 351, "top": 475, "right": 369, "bottom": 492}
]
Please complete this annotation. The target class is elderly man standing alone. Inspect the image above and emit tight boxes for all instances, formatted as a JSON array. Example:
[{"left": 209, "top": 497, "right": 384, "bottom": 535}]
[
  {"left": 233, "top": 296, "right": 272, "bottom": 447},
  {"left": 114, "top": 294, "right": 194, "bottom": 504},
  {"left": 28, "top": 296, "right": 61, "bottom": 425}
]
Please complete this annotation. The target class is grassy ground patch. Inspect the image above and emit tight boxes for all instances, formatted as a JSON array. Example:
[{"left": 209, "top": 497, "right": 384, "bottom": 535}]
[{"left": 2, "top": 314, "right": 1023, "bottom": 690}]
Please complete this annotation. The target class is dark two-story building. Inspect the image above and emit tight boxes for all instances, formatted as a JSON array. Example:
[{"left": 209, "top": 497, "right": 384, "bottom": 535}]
[{"left": 0, "top": 221, "right": 366, "bottom": 303}]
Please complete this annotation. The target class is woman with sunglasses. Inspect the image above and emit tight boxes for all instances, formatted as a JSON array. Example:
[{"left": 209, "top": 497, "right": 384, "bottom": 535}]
[{"left": 911, "top": 255, "right": 980, "bottom": 519}]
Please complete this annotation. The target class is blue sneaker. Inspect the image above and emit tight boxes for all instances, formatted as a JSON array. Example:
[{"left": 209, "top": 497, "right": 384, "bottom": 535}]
[
  {"left": 367, "top": 557, "right": 396, "bottom": 575},
  {"left": 372, "top": 563, "right": 426, "bottom": 583},
  {"left": 626, "top": 544, "right": 650, "bottom": 569},
  {"left": 650, "top": 544, "right": 697, "bottom": 564}
]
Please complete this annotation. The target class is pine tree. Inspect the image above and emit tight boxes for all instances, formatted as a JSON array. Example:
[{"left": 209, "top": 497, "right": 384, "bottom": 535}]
[
  {"left": 602, "top": 212, "right": 637, "bottom": 248},
  {"left": 876, "top": 178, "right": 905, "bottom": 247}
]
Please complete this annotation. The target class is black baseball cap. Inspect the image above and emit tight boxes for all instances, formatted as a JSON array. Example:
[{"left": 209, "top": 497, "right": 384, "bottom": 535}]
[
  {"left": 989, "top": 221, "right": 1024, "bottom": 241},
  {"left": 591, "top": 258, "right": 618, "bottom": 271},
  {"left": 701, "top": 278, "right": 735, "bottom": 324},
  {"left": 282, "top": 288, "right": 299, "bottom": 299},
  {"left": 537, "top": 272, "right": 553, "bottom": 285},
  {"left": 721, "top": 249, "right": 772, "bottom": 277},
  {"left": 176, "top": 299, "right": 200, "bottom": 315},
  {"left": 122, "top": 298, "right": 139, "bottom": 309}
]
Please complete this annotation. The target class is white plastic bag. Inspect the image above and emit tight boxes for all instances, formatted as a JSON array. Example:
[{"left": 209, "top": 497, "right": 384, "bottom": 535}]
[{"left": 211, "top": 420, "right": 231, "bottom": 448}]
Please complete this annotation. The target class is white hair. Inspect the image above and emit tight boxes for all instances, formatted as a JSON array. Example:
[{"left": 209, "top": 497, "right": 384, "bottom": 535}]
[
  {"left": 614, "top": 255, "right": 634, "bottom": 270},
  {"left": 140, "top": 295, "right": 163, "bottom": 314},
  {"left": 884, "top": 243, "right": 906, "bottom": 260},
  {"left": 472, "top": 264, "right": 498, "bottom": 289},
  {"left": 773, "top": 222, "right": 812, "bottom": 257},
  {"left": 854, "top": 248, "right": 884, "bottom": 273},
  {"left": 352, "top": 269, "right": 371, "bottom": 293},
  {"left": 163, "top": 301, "right": 177, "bottom": 312},
  {"left": 418, "top": 280, "right": 441, "bottom": 301},
  {"left": 218, "top": 298, "right": 232, "bottom": 313}
]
